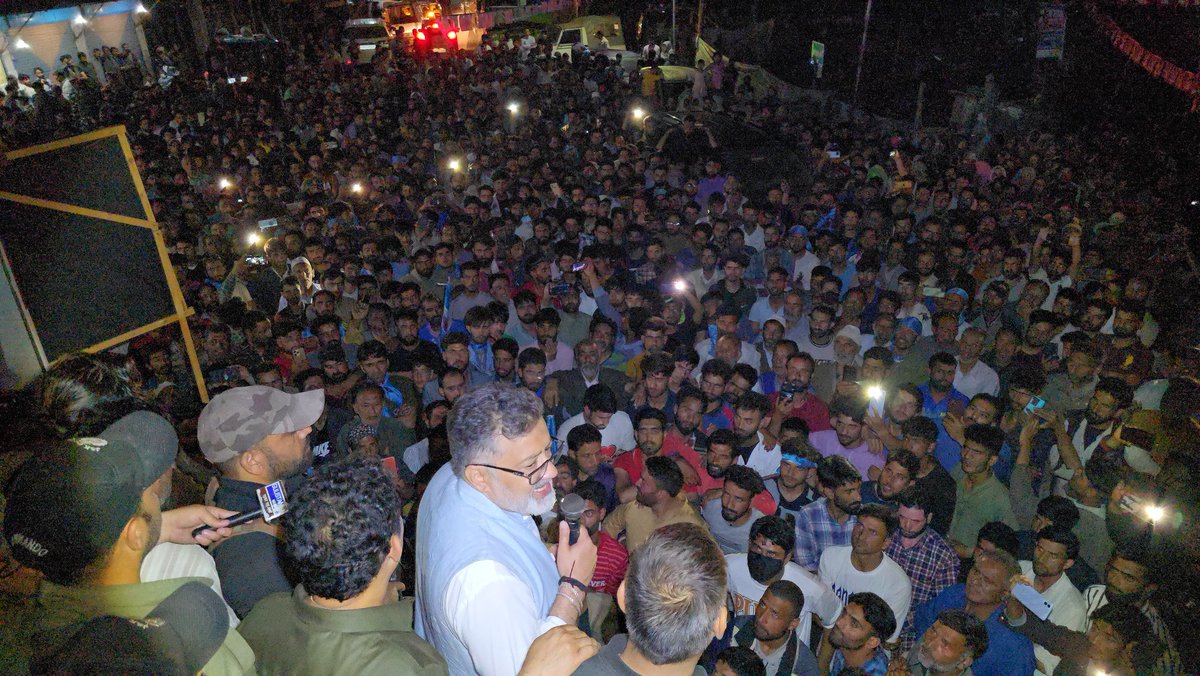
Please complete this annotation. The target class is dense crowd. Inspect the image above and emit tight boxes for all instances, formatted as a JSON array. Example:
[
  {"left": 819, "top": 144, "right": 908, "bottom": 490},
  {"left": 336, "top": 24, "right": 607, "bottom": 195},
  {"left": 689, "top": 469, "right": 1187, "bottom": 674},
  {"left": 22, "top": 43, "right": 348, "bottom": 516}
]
[{"left": 0, "top": 7, "right": 1198, "bottom": 676}]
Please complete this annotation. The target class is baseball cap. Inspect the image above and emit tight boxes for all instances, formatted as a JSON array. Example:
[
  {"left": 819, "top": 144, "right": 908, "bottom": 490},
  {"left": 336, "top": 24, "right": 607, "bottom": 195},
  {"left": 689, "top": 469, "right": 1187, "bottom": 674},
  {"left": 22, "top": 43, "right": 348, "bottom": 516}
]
[
  {"left": 198, "top": 385, "right": 324, "bottom": 464},
  {"left": 897, "top": 317, "right": 923, "bottom": 336},
  {"left": 788, "top": 225, "right": 809, "bottom": 237},
  {"left": 30, "top": 581, "right": 229, "bottom": 675},
  {"left": 945, "top": 288, "right": 969, "bottom": 302},
  {"left": 4, "top": 411, "right": 178, "bottom": 582}
]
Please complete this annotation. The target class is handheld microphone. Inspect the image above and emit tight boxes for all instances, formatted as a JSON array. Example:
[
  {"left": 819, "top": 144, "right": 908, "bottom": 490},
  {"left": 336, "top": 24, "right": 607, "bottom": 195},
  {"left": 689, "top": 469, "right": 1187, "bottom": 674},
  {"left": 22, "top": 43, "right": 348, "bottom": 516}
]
[
  {"left": 191, "top": 509, "right": 264, "bottom": 540},
  {"left": 560, "top": 493, "right": 586, "bottom": 546}
]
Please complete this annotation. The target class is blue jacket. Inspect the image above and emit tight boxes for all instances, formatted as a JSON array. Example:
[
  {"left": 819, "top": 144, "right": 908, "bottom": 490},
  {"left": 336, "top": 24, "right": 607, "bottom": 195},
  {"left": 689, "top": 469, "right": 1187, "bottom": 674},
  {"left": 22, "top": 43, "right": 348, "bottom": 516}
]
[{"left": 913, "top": 584, "right": 1035, "bottom": 676}]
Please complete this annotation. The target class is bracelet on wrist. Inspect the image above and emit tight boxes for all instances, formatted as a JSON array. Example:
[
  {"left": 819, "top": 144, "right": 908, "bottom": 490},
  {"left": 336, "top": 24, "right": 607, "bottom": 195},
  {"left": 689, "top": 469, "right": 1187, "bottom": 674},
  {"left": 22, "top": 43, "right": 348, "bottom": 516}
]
[{"left": 559, "top": 575, "right": 588, "bottom": 594}]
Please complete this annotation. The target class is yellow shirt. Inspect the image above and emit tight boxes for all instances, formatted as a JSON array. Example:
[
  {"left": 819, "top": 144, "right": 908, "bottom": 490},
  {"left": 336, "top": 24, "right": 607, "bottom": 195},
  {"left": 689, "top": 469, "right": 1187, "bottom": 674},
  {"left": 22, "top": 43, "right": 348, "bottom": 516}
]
[
  {"left": 603, "top": 495, "right": 707, "bottom": 553},
  {"left": 642, "top": 70, "right": 663, "bottom": 98}
]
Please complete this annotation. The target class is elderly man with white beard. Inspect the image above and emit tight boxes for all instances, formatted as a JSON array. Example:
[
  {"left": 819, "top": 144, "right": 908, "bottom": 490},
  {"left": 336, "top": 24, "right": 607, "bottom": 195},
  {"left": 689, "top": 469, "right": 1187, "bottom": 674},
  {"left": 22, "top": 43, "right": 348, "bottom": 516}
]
[{"left": 415, "top": 384, "right": 598, "bottom": 675}]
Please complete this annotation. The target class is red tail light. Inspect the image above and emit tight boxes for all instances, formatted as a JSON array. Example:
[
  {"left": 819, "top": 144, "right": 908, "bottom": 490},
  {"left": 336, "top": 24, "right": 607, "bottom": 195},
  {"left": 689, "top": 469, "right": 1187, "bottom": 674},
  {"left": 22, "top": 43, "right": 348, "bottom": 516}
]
[
  {"left": 416, "top": 30, "right": 427, "bottom": 40},
  {"left": 447, "top": 30, "right": 457, "bottom": 40},
  {"left": 345, "top": 59, "right": 352, "bottom": 65},
  {"left": 430, "top": 22, "right": 439, "bottom": 28}
]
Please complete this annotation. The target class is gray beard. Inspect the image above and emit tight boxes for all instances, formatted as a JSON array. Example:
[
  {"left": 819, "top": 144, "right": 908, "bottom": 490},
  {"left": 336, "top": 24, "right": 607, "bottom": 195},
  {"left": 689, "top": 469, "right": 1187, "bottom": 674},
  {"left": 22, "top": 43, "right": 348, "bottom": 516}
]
[
  {"left": 917, "top": 646, "right": 968, "bottom": 674},
  {"left": 579, "top": 364, "right": 600, "bottom": 381}
]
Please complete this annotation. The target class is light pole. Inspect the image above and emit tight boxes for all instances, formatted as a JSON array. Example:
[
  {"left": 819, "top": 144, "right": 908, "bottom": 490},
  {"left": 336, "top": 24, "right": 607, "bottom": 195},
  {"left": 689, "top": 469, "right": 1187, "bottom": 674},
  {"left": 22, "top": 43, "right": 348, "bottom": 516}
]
[
  {"left": 852, "top": 0, "right": 873, "bottom": 106},
  {"left": 671, "top": 0, "right": 676, "bottom": 63}
]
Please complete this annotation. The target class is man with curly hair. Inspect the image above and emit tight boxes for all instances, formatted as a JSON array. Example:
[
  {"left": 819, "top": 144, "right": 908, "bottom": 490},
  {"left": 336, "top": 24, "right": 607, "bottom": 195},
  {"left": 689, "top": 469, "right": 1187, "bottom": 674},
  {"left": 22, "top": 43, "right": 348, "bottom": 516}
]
[{"left": 238, "top": 456, "right": 447, "bottom": 673}]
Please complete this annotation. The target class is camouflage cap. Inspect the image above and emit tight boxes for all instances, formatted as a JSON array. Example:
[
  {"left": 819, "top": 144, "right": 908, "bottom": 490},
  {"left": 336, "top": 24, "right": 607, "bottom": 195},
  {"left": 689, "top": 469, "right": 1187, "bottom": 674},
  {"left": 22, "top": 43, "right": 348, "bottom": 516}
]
[{"left": 198, "top": 385, "right": 324, "bottom": 465}]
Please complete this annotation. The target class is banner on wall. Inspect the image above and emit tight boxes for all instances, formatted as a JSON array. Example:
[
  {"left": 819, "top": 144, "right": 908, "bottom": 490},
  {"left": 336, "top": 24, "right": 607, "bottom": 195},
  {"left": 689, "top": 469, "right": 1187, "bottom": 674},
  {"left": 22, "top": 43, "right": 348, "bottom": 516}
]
[
  {"left": 1086, "top": 1, "right": 1200, "bottom": 110},
  {"left": 1037, "top": 2, "right": 1067, "bottom": 59}
]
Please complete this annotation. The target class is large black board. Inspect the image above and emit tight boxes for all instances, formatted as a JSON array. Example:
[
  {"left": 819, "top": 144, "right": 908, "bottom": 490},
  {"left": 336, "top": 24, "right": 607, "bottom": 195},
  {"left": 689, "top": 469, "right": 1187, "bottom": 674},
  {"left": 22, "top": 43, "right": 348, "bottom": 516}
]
[{"left": 0, "top": 201, "right": 173, "bottom": 360}]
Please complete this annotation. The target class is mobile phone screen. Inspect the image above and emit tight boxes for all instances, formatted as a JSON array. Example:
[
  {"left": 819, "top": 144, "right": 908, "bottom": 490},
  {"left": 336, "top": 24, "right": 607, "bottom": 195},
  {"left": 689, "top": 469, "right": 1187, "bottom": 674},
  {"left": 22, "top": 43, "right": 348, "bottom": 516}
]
[{"left": 1024, "top": 396, "right": 1046, "bottom": 415}]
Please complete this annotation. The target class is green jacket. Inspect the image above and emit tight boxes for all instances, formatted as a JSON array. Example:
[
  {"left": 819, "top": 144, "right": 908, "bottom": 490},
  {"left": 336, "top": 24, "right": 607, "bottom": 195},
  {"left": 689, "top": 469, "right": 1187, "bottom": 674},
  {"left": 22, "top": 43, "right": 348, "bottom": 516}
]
[
  {"left": 238, "top": 585, "right": 447, "bottom": 675},
  {"left": 32, "top": 577, "right": 255, "bottom": 675}
]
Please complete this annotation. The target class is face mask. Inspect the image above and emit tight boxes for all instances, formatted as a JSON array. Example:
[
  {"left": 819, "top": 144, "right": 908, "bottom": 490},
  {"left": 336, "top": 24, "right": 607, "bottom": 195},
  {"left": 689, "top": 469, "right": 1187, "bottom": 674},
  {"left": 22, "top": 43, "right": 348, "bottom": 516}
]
[{"left": 747, "top": 552, "right": 785, "bottom": 584}]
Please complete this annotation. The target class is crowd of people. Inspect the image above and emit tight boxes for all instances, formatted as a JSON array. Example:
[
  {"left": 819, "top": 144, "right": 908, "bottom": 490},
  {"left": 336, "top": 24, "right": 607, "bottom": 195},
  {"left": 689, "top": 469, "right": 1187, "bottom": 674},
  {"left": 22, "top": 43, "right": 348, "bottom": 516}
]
[
  {"left": 1, "top": 42, "right": 180, "bottom": 140},
  {"left": 0, "top": 5, "right": 1197, "bottom": 675}
]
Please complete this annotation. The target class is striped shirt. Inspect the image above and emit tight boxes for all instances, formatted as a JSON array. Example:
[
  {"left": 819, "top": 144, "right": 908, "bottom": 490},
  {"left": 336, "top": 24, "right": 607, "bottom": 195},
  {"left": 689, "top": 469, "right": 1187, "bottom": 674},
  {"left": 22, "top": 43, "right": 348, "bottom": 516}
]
[
  {"left": 589, "top": 532, "right": 629, "bottom": 597},
  {"left": 1083, "top": 585, "right": 1182, "bottom": 674},
  {"left": 792, "top": 498, "right": 856, "bottom": 572}
]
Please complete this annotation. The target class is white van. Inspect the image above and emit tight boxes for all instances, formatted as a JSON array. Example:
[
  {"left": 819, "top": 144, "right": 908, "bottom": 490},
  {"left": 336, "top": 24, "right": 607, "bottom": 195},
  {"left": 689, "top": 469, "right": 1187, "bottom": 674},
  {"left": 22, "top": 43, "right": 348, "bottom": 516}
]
[{"left": 344, "top": 18, "right": 392, "bottom": 64}]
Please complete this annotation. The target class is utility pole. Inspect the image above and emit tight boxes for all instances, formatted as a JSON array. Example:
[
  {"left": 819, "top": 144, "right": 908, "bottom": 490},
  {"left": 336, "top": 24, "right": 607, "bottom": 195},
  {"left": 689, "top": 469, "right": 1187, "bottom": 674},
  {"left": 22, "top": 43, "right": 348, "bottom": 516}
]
[
  {"left": 852, "top": 0, "right": 873, "bottom": 106},
  {"left": 693, "top": 0, "right": 704, "bottom": 63},
  {"left": 671, "top": 0, "right": 676, "bottom": 63}
]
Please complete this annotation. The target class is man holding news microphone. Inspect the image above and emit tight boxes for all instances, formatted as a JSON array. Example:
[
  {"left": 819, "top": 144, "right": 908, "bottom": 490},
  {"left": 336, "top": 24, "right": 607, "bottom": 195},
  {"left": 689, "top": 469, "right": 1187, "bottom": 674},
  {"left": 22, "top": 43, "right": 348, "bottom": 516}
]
[{"left": 416, "top": 383, "right": 598, "bottom": 675}]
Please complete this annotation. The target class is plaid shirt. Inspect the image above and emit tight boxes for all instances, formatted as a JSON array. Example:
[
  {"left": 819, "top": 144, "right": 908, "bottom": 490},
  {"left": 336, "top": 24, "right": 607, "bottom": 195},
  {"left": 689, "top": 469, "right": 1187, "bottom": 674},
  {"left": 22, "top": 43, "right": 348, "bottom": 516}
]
[
  {"left": 793, "top": 498, "right": 856, "bottom": 571},
  {"left": 886, "top": 529, "right": 960, "bottom": 653}
]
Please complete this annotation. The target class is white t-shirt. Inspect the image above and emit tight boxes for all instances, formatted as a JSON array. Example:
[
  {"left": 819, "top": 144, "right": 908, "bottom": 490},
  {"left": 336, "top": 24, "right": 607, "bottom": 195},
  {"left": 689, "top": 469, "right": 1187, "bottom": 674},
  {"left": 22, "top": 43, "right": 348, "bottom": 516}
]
[
  {"left": 818, "top": 545, "right": 911, "bottom": 642},
  {"left": 736, "top": 431, "right": 782, "bottom": 479},
  {"left": 556, "top": 411, "right": 636, "bottom": 458},
  {"left": 726, "top": 553, "right": 843, "bottom": 647},
  {"left": 142, "top": 542, "right": 239, "bottom": 628},
  {"left": 1019, "top": 560, "right": 1088, "bottom": 676}
]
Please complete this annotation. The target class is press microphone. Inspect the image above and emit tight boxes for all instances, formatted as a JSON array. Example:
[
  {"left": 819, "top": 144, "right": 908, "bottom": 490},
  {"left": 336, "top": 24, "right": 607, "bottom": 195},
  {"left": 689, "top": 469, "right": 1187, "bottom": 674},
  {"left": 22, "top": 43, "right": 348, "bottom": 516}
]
[{"left": 560, "top": 493, "right": 586, "bottom": 546}]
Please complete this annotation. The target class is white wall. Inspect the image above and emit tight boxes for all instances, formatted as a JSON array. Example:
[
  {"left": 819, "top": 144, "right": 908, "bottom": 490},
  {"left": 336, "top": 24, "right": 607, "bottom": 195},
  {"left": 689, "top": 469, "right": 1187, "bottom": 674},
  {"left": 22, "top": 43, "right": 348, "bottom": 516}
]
[
  {"left": 0, "top": 249, "right": 45, "bottom": 390},
  {"left": 5, "top": 9, "right": 141, "bottom": 80}
]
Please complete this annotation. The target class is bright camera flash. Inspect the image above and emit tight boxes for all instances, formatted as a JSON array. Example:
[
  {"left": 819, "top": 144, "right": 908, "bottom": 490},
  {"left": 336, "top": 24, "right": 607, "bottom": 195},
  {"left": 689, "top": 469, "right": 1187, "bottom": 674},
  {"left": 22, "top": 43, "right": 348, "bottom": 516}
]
[
  {"left": 866, "top": 385, "right": 884, "bottom": 399},
  {"left": 1144, "top": 505, "right": 1165, "bottom": 523}
]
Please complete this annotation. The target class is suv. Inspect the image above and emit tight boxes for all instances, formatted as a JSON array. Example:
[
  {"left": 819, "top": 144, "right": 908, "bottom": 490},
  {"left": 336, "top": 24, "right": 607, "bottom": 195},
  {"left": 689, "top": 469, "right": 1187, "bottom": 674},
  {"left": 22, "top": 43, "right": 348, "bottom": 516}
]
[{"left": 344, "top": 18, "right": 392, "bottom": 65}]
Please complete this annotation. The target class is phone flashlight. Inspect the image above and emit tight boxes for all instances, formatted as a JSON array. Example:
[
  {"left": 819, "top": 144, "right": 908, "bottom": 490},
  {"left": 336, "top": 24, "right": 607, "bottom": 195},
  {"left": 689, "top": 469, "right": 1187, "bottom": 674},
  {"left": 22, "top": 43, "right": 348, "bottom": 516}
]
[{"left": 673, "top": 279, "right": 687, "bottom": 292}]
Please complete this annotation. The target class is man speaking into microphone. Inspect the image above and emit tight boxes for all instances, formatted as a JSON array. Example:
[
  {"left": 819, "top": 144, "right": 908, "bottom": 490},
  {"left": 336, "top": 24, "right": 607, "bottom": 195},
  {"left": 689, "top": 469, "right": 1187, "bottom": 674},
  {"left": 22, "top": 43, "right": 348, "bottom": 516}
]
[{"left": 416, "top": 383, "right": 597, "bottom": 675}]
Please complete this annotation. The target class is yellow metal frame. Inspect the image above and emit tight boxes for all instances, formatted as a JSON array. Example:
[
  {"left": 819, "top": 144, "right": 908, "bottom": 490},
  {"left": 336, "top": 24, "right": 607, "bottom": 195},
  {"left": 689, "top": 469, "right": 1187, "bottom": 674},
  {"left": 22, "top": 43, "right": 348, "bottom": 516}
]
[{"left": 1, "top": 126, "right": 209, "bottom": 401}]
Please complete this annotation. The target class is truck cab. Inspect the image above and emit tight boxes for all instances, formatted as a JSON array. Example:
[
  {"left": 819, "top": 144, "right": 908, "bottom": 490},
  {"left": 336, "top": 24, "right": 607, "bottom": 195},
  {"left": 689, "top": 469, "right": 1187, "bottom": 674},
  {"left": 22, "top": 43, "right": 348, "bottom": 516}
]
[
  {"left": 552, "top": 15, "right": 639, "bottom": 71},
  {"left": 380, "top": 0, "right": 443, "bottom": 40}
]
